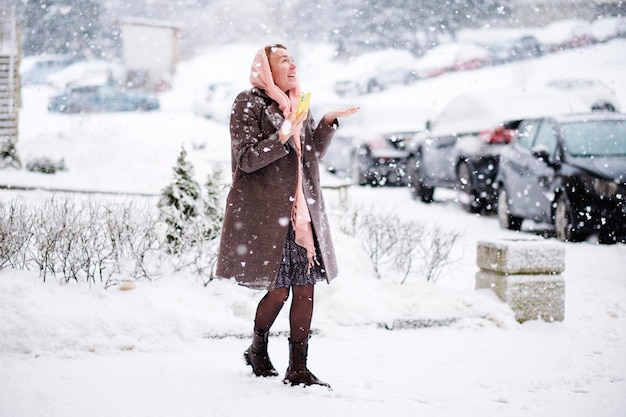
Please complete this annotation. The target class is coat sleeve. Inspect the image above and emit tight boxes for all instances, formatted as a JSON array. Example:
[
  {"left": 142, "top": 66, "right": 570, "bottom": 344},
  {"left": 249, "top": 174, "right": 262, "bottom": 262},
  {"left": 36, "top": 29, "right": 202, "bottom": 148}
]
[
  {"left": 230, "top": 91, "right": 290, "bottom": 174},
  {"left": 310, "top": 115, "right": 339, "bottom": 160}
]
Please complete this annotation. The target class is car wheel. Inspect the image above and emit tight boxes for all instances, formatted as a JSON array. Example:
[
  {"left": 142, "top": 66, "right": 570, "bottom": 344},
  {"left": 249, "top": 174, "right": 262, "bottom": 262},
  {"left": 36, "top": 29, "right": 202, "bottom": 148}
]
[
  {"left": 591, "top": 101, "right": 616, "bottom": 112},
  {"left": 554, "top": 193, "right": 585, "bottom": 242},
  {"left": 598, "top": 229, "right": 618, "bottom": 245},
  {"left": 457, "top": 161, "right": 482, "bottom": 213},
  {"left": 65, "top": 104, "right": 80, "bottom": 114},
  {"left": 386, "top": 168, "right": 402, "bottom": 187},
  {"left": 497, "top": 188, "right": 523, "bottom": 231},
  {"left": 420, "top": 184, "right": 434, "bottom": 203},
  {"left": 407, "top": 155, "right": 434, "bottom": 203},
  {"left": 138, "top": 101, "right": 151, "bottom": 111}
]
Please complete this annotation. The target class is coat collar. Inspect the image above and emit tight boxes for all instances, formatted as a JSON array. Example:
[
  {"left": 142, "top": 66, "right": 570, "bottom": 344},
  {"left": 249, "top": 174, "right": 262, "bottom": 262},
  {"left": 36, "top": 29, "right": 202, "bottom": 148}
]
[{"left": 252, "top": 87, "right": 283, "bottom": 131}]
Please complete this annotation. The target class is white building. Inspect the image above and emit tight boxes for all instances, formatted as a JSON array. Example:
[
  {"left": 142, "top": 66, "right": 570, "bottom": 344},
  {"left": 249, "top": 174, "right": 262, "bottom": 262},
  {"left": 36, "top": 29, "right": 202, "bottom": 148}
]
[{"left": 119, "top": 17, "right": 181, "bottom": 91}]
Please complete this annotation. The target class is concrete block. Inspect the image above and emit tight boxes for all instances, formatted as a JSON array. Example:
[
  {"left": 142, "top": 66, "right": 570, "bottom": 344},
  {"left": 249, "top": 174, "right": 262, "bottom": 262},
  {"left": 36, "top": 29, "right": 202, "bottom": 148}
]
[
  {"left": 476, "top": 270, "right": 565, "bottom": 322},
  {"left": 477, "top": 238, "right": 565, "bottom": 275}
]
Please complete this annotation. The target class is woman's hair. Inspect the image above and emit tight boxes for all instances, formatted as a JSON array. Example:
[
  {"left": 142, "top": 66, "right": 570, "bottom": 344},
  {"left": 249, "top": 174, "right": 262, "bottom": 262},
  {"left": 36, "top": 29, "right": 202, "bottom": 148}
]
[{"left": 264, "top": 43, "right": 287, "bottom": 61}]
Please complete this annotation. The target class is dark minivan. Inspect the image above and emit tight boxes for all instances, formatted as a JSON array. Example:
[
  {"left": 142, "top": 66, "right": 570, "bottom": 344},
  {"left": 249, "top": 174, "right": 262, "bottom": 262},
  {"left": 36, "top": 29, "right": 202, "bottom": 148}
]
[{"left": 496, "top": 112, "right": 626, "bottom": 244}]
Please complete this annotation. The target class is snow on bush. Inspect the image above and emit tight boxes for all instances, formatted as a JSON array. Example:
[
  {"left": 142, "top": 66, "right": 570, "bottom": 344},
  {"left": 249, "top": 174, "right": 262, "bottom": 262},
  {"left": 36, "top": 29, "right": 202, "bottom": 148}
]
[
  {"left": 0, "top": 198, "right": 161, "bottom": 286},
  {"left": 0, "top": 151, "right": 226, "bottom": 286},
  {"left": 1, "top": 150, "right": 462, "bottom": 289},
  {"left": 157, "top": 146, "right": 225, "bottom": 279},
  {"left": 337, "top": 201, "right": 462, "bottom": 282}
]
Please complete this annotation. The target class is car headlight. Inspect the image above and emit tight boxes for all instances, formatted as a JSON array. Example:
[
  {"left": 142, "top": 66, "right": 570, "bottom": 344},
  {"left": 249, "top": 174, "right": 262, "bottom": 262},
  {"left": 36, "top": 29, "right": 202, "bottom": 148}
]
[{"left": 593, "top": 178, "right": 619, "bottom": 197}]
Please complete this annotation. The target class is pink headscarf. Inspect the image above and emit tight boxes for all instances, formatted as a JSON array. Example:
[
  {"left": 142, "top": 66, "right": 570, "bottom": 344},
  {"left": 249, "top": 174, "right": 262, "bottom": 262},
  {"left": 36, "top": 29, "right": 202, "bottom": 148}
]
[{"left": 249, "top": 46, "right": 317, "bottom": 269}]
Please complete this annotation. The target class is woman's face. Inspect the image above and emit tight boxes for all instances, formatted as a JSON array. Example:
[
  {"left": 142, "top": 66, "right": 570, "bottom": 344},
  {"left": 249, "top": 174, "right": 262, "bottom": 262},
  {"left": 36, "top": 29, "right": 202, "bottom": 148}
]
[{"left": 268, "top": 47, "right": 297, "bottom": 92}]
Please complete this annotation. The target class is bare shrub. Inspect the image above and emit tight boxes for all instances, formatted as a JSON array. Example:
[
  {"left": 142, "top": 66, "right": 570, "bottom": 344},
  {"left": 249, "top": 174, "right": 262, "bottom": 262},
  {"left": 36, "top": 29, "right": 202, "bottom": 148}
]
[
  {"left": 111, "top": 202, "right": 161, "bottom": 281},
  {"left": 415, "top": 225, "right": 462, "bottom": 282},
  {"left": 0, "top": 202, "right": 33, "bottom": 269},
  {"left": 337, "top": 201, "right": 462, "bottom": 282},
  {"left": 1, "top": 193, "right": 222, "bottom": 287},
  {"left": 339, "top": 206, "right": 400, "bottom": 278},
  {"left": 0, "top": 198, "right": 161, "bottom": 286},
  {"left": 169, "top": 218, "right": 220, "bottom": 285},
  {"left": 28, "top": 199, "right": 69, "bottom": 281}
]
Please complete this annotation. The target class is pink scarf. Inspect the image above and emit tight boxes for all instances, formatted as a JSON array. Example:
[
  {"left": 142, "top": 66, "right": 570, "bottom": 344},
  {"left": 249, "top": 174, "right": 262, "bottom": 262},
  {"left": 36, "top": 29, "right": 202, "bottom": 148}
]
[{"left": 249, "top": 47, "right": 317, "bottom": 268}]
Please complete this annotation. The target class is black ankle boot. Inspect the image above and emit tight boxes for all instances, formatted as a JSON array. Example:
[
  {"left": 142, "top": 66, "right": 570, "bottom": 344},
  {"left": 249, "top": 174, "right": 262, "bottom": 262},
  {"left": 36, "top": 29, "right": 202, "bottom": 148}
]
[
  {"left": 283, "top": 337, "right": 330, "bottom": 388},
  {"left": 243, "top": 329, "right": 278, "bottom": 377}
]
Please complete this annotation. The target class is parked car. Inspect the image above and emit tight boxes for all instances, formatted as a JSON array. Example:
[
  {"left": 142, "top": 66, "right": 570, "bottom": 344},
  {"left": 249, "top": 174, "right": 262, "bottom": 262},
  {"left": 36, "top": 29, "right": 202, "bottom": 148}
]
[
  {"left": 320, "top": 133, "right": 354, "bottom": 177},
  {"left": 21, "top": 53, "right": 84, "bottom": 86},
  {"left": 590, "top": 16, "right": 626, "bottom": 42},
  {"left": 45, "top": 60, "right": 125, "bottom": 91},
  {"left": 321, "top": 93, "right": 432, "bottom": 185},
  {"left": 486, "top": 35, "right": 542, "bottom": 65},
  {"left": 48, "top": 84, "right": 160, "bottom": 113},
  {"left": 412, "top": 42, "right": 492, "bottom": 79},
  {"left": 351, "top": 130, "right": 417, "bottom": 186},
  {"left": 496, "top": 112, "right": 626, "bottom": 244},
  {"left": 192, "top": 81, "right": 243, "bottom": 122},
  {"left": 333, "top": 50, "right": 419, "bottom": 96},
  {"left": 406, "top": 90, "right": 588, "bottom": 212},
  {"left": 536, "top": 19, "right": 596, "bottom": 52},
  {"left": 406, "top": 126, "right": 517, "bottom": 212},
  {"left": 322, "top": 128, "right": 418, "bottom": 186},
  {"left": 542, "top": 79, "right": 620, "bottom": 112}
]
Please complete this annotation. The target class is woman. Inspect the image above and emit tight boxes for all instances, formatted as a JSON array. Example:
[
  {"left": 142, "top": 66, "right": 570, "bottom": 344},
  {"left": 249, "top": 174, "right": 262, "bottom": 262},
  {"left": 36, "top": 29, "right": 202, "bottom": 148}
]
[{"left": 216, "top": 44, "right": 359, "bottom": 388}]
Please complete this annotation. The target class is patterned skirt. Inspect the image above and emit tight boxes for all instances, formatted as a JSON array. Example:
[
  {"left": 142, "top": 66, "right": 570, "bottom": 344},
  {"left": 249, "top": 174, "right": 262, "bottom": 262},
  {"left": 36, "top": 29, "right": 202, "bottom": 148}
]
[{"left": 274, "top": 223, "right": 326, "bottom": 288}]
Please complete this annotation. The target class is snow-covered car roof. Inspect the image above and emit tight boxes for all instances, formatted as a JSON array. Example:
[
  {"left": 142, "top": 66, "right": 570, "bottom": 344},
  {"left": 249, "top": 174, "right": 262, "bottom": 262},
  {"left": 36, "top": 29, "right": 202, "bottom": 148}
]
[
  {"left": 591, "top": 16, "right": 626, "bottom": 41},
  {"left": 429, "top": 89, "right": 589, "bottom": 136},
  {"left": 46, "top": 60, "right": 126, "bottom": 91},
  {"left": 525, "top": 78, "right": 620, "bottom": 111},
  {"left": 336, "top": 49, "right": 420, "bottom": 80},
  {"left": 536, "top": 19, "right": 594, "bottom": 45},
  {"left": 414, "top": 42, "right": 492, "bottom": 72}
]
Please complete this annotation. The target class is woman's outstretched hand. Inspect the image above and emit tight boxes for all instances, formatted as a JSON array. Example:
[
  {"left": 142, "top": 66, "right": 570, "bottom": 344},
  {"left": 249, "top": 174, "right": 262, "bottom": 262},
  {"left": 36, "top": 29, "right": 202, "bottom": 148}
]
[
  {"left": 323, "top": 107, "right": 360, "bottom": 124},
  {"left": 279, "top": 107, "right": 360, "bottom": 143}
]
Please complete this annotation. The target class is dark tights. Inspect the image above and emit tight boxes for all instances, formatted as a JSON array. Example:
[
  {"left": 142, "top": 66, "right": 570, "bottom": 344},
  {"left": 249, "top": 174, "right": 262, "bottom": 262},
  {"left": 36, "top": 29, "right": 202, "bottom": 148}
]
[{"left": 253, "top": 284, "right": 314, "bottom": 343}]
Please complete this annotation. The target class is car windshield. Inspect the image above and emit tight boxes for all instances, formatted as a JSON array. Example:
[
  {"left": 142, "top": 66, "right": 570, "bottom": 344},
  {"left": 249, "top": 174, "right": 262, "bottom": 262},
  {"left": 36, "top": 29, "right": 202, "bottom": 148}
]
[{"left": 562, "top": 120, "right": 626, "bottom": 157}]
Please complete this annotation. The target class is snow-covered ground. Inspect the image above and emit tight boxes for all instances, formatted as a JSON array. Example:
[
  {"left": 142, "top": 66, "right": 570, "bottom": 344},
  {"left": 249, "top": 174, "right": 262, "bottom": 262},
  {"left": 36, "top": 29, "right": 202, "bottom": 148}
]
[{"left": 1, "top": 40, "right": 626, "bottom": 417}]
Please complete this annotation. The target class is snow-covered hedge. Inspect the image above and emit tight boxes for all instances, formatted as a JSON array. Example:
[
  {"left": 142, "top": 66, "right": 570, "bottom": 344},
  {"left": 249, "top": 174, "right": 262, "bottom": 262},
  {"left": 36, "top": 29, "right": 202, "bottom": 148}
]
[
  {"left": 337, "top": 202, "right": 462, "bottom": 282},
  {"left": 0, "top": 148, "right": 462, "bottom": 287},
  {"left": 0, "top": 149, "right": 224, "bottom": 286}
]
